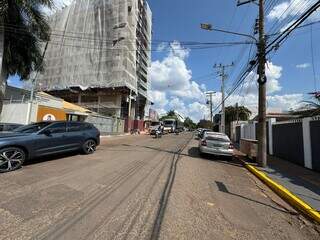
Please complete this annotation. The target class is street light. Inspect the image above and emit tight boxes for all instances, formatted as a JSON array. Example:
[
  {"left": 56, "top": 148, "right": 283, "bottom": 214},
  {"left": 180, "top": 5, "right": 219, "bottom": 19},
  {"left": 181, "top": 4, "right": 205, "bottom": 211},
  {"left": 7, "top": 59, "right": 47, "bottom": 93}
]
[{"left": 200, "top": 23, "right": 257, "bottom": 42}]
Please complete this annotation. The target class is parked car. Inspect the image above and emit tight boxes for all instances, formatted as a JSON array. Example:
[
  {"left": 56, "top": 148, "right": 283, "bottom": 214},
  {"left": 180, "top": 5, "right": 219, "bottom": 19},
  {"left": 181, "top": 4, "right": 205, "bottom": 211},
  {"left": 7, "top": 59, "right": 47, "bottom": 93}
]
[
  {"left": 0, "top": 121, "right": 100, "bottom": 173},
  {"left": 199, "top": 131, "right": 234, "bottom": 158},
  {"left": 198, "top": 128, "right": 211, "bottom": 139},
  {"left": 0, "top": 123, "right": 24, "bottom": 132}
]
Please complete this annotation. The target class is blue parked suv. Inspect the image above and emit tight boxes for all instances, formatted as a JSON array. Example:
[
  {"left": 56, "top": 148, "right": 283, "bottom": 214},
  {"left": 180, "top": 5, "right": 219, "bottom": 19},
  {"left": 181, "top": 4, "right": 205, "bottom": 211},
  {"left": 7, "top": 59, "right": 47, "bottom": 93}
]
[{"left": 0, "top": 121, "right": 100, "bottom": 173}]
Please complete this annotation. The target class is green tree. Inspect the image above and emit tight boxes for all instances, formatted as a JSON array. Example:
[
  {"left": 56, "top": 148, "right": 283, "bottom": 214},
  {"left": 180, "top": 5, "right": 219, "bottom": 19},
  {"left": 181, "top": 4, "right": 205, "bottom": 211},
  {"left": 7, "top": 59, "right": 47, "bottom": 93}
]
[
  {"left": 197, "top": 119, "right": 213, "bottom": 129},
  {"left": 0, "top": 0, "right": 53, "bottom": 111},
  {"left": 167, "top": 110, "right": 176, "bottom": 117},
  {"left": 184, "top": 117, "right": 196, "bottom": 130},
  {"left": 225, "top": 105, "right": 251, "bottom": 125},
  {"left": 160, "top": 110, "right": 178, "bottom": 121}
]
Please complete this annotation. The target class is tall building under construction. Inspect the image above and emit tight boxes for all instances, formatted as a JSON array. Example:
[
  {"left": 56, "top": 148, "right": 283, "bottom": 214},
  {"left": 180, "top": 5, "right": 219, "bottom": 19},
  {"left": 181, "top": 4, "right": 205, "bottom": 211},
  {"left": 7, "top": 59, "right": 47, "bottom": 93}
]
[{"left": 39, "top": 0, "right": 152, "bottom": 121}]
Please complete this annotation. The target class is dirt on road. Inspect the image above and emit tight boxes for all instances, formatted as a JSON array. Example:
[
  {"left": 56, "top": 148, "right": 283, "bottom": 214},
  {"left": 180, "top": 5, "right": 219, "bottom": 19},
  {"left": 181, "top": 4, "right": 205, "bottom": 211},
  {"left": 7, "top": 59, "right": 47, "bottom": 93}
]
[{"left": 0, "top": 133, "right": 318, "bottom": 240}]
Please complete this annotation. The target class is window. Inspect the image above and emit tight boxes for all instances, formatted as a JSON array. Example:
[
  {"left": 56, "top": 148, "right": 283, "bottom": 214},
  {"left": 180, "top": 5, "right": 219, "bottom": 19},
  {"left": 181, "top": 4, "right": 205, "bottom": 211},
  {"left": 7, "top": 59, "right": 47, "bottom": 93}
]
[
  {"left": 83, "top": 123, "right": 93, "bottom": 130},
  {"left": 67, "top": 122, "right": 82, "bottom": 132},
  {"left": 15, "top": 122, "right": 51, "bottom": 133},
  {"left": 46, "top": 123, "right": 66, "bottom": 134}
]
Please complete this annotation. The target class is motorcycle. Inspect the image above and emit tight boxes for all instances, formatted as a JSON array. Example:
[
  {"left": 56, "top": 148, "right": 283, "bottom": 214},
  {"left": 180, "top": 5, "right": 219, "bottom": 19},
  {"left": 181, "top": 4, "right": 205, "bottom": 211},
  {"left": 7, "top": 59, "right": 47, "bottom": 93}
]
[{"left": 154, "top": 129, "right": 162, "bottom": 138}]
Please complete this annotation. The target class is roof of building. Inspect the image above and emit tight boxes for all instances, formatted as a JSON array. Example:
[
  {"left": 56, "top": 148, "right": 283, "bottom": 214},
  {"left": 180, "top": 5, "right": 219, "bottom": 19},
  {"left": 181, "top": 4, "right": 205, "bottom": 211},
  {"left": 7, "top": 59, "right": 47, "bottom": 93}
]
[{"left": 62, "top": 101, "right": 92, "bottom": 115}]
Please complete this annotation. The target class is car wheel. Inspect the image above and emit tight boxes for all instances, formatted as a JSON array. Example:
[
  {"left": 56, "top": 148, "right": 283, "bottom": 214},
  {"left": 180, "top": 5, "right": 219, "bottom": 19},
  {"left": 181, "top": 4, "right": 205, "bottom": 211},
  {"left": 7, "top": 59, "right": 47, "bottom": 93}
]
[
  {"left": 0, "top": 147, "right": 26, "bottom": 173},
  {"left": 82, "top": 139, "right": 97, "bottom": 154}
]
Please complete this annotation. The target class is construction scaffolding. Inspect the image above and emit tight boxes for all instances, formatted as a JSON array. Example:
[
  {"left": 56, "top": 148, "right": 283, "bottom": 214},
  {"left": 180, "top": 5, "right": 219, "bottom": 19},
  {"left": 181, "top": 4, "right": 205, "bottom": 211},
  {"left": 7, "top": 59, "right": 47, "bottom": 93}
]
[
  {"left": 38, "top": 0, "right": 152, "bottom": 121},
  {"left": 40, "top": 0, "right": 151, "bottom": 94}
]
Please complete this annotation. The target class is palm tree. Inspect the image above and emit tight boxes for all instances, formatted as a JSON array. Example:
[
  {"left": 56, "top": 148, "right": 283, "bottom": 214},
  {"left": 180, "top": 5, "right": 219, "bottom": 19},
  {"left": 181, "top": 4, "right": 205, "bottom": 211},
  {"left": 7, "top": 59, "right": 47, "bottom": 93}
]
[
  {"left": 0, "top": 0, "right": 53, "bottom": 111},
  {"left": 303, "top": 94, "right": 320, "bottom": 116}
]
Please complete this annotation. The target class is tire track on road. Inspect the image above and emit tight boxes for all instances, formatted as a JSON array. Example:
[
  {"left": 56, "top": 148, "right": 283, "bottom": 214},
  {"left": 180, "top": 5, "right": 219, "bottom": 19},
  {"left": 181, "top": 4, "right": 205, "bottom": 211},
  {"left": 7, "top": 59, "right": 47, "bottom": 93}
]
[
  {"left": 35, "top": 134, "right": 185, "bottom": 240},
  {"left": 150, "top": 133, "right": 194, "bottom": 240}
]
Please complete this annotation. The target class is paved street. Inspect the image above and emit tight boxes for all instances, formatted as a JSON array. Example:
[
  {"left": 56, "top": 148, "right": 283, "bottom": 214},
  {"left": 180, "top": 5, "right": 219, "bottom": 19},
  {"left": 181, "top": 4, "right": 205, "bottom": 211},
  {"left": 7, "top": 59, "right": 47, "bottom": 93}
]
[{"left": 0, "top": 133, "right": 319, "bottom": 240}]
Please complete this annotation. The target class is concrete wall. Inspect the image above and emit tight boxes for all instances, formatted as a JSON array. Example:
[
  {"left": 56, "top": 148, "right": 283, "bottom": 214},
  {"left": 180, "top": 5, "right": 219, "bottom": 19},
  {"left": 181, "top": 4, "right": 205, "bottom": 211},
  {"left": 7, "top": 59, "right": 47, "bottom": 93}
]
[
  {"left": 237, "top": 117, "right": 319, "bottom": 171},
  {"left": 0, "top": 103, "right": 38, "bottom": 124},
  {"left": 86, "top": 114, "right": 124, "bottom": 134},
  {"left": 241, "top": 121, "right": 257, "bottom": 140}
]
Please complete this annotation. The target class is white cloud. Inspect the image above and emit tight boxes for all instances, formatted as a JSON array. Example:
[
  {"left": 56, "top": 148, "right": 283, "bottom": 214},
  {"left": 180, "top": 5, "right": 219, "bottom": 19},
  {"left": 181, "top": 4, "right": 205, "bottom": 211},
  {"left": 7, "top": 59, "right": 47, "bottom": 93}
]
[
  {"left": 268, "top": 2, "right": 290, "bottom": 20},
  {"left": 266, "top": 61, "right": 282, "bottom": 93},
  {"left": 240, "top": 61, "right": 282, "bottom": 95},
  {"left": 156, "top": 42, "right": 168, "bottom": 52},
  {"left": 296, "top": 63, "right": 311, "bottom": 69},
  {"left": 280, "top": 20, "right": 297, "bottom": 32},
  {"left": 166, "top": 98, "right": 210, "bottom": 122},
  {"left": 150, "top": 90, "right": 168, "bottom": 108},
  {"left": 267, "top": 94, "right": 304, "bottom": 112},
  {"left": 150, "top": 41, "right": 204, "bottom": 101},
  {"left": 268, "top": 0, "right": 320, "bottom": 22},
  {"left": 150, "top": 42, "right": 303, "bottom": 122}
]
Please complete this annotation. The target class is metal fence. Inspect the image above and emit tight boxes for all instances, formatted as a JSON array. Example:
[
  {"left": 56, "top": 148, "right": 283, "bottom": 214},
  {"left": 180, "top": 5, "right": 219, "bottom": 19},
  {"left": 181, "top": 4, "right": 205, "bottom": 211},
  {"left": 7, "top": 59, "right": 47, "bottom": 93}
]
[
  {"left": 236, "top": 116, "right": 320, "bottom": 172},
  {"left": 272, "top": 121, "right": 304, "bottom": 166},
  {"left": 310, "top": 119, "right": 320, "bottom": 171}
]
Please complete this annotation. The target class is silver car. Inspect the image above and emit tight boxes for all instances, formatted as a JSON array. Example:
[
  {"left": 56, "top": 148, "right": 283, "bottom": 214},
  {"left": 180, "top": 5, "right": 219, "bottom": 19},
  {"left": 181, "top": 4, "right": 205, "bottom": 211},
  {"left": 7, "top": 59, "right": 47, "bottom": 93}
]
[{"left": 199, "top": 131, "right": 234, "bottom": 158}]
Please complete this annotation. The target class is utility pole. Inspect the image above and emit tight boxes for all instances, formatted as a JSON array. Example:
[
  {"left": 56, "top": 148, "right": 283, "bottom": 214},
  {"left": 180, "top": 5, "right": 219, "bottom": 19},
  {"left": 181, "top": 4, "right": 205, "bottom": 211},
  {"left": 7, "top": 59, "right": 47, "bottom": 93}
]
[
  {"left": 257, "top": 0, "right": 267, "bottom": 167},
  {"left": 213, "top": 63, "right": 233, "bottom": 134},
  {"left": 206, "top": 91, "right": 215, "bottom": 123},
  {"left": 237, "top": 0, "right": 267, "bottom": 167},
  {"left": 236, "top": 102, "right": 239, "bottom": 123}
]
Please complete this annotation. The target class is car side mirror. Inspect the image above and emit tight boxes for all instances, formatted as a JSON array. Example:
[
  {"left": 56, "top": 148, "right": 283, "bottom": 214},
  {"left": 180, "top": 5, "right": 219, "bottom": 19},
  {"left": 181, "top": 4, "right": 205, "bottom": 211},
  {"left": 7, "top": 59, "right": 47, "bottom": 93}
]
[{"left": 42, "top": 129, "right": 52, "bottom": 136}]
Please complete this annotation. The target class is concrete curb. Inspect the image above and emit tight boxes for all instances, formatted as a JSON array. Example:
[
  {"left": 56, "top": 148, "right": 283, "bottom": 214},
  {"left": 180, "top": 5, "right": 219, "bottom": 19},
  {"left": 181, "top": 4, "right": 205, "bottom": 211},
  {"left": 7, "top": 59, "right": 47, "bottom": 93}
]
[{"left": 240, "top": 159, "right": 320, "bottom": 224}]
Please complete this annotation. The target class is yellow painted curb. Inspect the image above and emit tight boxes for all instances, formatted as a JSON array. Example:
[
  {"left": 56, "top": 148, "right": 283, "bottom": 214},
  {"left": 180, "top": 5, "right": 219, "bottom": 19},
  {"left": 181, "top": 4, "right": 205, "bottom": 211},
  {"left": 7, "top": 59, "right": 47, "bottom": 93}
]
[{"left": 241, "top": 160, "right": 320, "bottom": 224}]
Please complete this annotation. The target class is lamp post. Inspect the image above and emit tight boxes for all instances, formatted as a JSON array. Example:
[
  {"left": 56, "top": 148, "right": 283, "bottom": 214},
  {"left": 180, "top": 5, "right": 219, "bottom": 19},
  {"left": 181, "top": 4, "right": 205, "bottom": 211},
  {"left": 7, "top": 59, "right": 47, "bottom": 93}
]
[{"left": 200, "top": 23, "right": 257, "bottom": 42}]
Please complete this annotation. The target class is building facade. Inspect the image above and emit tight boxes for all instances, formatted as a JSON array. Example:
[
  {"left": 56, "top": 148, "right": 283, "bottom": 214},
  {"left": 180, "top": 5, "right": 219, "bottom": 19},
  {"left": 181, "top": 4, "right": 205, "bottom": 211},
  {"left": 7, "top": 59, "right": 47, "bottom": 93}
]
[{"left": 39, "top": 0, "right": 152, "bottom": 121}]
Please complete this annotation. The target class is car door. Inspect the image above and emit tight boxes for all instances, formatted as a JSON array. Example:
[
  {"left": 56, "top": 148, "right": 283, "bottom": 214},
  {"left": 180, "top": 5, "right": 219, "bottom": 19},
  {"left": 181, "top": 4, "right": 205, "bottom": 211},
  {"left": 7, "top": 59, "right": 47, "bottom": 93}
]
[
  {"left": 34, "top": 122, "right": 68, "bottom": 156},
  {"left": 65, "top": 122, "right": 87, "bottom": 149}
]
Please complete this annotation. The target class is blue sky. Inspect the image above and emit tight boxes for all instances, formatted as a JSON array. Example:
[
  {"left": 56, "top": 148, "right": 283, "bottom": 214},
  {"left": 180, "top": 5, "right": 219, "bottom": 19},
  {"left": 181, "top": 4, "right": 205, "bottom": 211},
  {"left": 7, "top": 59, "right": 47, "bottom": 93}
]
[
  {"left": 146, "top": 0, "right": 320, "bottom": 120},
  {"left": 7, "top": 0, "right": 320, "bottom": 121}
]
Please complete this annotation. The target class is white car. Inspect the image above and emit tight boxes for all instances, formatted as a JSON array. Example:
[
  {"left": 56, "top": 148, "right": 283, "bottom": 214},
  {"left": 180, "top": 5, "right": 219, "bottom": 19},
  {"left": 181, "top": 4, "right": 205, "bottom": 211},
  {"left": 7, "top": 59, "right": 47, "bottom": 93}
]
[{"left": 199, "top": 131, "right": 234, "bottom": 158}]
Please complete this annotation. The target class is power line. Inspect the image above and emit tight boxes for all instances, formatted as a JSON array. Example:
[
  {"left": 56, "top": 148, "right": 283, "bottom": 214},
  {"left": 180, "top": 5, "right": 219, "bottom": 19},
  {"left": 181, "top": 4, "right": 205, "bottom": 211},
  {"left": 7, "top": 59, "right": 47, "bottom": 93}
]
[
  {"left": 266, "top": 0, "right": 320, "bottom": 55},
  {"left": 1, "top": 23, "right": 255, "bottom": 46},
  {"left": 212, "top": 0, "right": 320, "bottom": 116},
  {"left": 310, "top": 24, "right": 317, "bottom": 91}
]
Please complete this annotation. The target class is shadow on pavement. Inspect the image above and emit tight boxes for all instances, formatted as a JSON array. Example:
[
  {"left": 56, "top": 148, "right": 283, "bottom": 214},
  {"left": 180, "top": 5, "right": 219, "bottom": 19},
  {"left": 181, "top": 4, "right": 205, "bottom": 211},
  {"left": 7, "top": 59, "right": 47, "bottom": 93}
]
[
  {"left": 24, "top": 151, "right": 80, "bottom": 166},
  {"left": 214, "top": 181, "right": 295, "bottom": 214}
]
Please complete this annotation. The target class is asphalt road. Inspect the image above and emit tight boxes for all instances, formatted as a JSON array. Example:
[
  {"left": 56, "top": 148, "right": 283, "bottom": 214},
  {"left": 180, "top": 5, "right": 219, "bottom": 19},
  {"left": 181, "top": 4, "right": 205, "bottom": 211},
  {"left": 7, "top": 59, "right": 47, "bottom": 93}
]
[{"left": 0, "top": 133, "right": 318, "bottom": 240}]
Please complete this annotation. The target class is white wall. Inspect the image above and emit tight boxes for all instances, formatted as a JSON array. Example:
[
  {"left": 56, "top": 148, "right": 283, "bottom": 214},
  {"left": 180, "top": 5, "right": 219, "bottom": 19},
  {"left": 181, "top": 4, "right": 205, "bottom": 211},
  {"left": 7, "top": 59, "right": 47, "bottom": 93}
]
[{"left": 0, "top": 103, "right": 38, "bottom": 124}]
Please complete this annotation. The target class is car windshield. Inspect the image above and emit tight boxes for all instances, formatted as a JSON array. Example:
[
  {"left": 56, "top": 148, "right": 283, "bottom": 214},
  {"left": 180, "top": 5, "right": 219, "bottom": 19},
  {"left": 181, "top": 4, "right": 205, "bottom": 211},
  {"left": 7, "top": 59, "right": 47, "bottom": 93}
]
[
  {"left": 13, "top": 122, "right": 52, "bottom": 133},
  {"left": 151, "top": 122, "right": 160, "bottom": 126},
  {"left": 164, "top": 120, "right": 174, "bottom": 126}
]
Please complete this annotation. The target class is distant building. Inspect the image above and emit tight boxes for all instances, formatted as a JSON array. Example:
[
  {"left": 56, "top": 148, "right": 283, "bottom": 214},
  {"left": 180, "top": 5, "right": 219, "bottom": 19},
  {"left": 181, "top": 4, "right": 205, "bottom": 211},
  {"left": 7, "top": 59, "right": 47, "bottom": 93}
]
[
  {"left": 39, "top": 0, "right": 152, "bottom": 123},
  {"left": 252, "top": 112, "right": 299, "bottom": 122},
  {"left": 1, "top": 86, "right": 126, "bottom": 134}
]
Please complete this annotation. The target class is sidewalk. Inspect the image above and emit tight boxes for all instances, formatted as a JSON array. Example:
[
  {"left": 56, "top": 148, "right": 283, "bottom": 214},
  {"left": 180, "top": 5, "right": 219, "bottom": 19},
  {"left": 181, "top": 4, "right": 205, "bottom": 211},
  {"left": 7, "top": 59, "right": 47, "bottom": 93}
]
[
  {"left": 234, "top": 145, "right": 320, "bottom": 211},
  {"left": 259, "top": 156, "right": 320, "bottom": 211}
]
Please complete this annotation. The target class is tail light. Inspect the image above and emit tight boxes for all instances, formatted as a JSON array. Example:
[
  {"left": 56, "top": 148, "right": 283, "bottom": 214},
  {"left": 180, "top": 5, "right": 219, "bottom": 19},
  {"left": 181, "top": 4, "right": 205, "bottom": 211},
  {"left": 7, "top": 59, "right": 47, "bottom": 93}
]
[
  {"left": 201, "top": 140, "right": 207, "bottom": 146},
  {"left": 229, "top": 143, "right": 234, "bottom": 149}
]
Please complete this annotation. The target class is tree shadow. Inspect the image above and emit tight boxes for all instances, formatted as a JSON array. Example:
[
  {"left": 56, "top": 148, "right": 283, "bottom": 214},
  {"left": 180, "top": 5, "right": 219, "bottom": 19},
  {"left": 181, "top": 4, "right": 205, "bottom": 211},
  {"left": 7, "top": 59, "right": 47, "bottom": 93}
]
[{"left": 214, "top": 181, "right": 295, "bottom": 214}]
